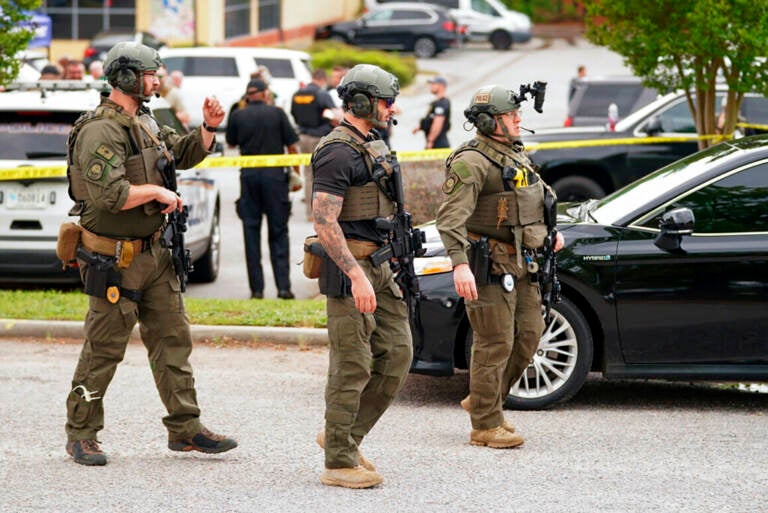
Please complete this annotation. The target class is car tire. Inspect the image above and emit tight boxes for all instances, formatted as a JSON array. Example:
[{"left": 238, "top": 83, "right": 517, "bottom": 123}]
[
  {"left": 189, "top": 206, "right": 220, "bottom": 283},
  {"left": 413, "top": 37, "right": 438, "bottom": 58},
  {"left": 504, "top": 297, "right": 593, "bottom": 410},
  {"left": 490, "top": 30, "right": 512, "bottom": 50},
  {"left": 329, "top": 34, "right": 348, "bottom": 44},
  {"left": 552, "top": 175, "right": 606, "bottom": 202}
]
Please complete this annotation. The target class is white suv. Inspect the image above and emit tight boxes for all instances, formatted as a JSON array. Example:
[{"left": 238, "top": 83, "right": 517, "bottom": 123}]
[
  {"left": 158, "top": 46, "right": 313, "bottom": 127},
  {"left": 0, "top": 81, "right": 221, "bottom": 284}
]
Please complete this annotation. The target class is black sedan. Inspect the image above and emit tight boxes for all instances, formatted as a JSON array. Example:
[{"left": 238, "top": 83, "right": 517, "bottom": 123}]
[
  {"left": 315, "top": 2, "right": 464, "bottom": 58},
  {"left": 410, "top": 136, "right": 768, "bottom": 409}
]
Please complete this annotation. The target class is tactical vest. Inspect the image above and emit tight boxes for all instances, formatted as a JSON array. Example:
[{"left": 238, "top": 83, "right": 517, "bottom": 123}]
[
  {"left": 67, "top": 100, "right": 169, "bottom": 237},
  {"left": 312, "top": 125, "right": 397, "bottom": 222},
  {"left": 449, "top": 137, "right": 549, "bottom": 251},
  {"left": 291, "top": 86, "right": 323, "bottom": 128}
]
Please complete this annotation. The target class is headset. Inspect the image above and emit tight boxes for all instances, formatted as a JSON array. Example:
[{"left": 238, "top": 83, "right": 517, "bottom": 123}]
[
  {"left": 112, "top": 56, "right": 139, "bottom": 93},
  {"left": 464, "top": 108, "right": 497, "bottom": 134},
  {"left": 348, "top": 92, "right": 373, "bottom": 117}
]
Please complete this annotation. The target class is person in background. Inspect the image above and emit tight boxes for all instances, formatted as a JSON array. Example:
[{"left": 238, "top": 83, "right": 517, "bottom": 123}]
[
  {"left": 568, "top": 64, "right": 587, "bottom": 101},
  {"left": 88, "top": 60, "right": 104, "bottom": 81},
  {"left": 40, "top": 64, "right": 62, "bottom": 80},
  {"left": 413, "top": 76, "right": 451, "bottom": 149},
  {"left": 170, "top": 70, "right": 184, "bottom": 89},
  {"left": 158, "top": 65, "right": 191, "bottom": 130},
  {"left": 63, "top": 60, "right": 85, "bottom": 80},
  {"left": 226, "top": 79, "right": 300, "bottom": 300}
]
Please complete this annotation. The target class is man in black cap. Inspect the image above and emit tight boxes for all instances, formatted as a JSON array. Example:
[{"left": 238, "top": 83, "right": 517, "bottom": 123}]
[
  {"left": 226, "top": 79, "right": 301, "bottom": 299},
  {"left": 413, "top": 76, "right": 451, "bottom": 149}
]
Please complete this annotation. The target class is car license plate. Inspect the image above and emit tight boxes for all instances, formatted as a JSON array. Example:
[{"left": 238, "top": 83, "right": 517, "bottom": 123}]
[{"left": 5, "top": 188, "right": 50, "bottom": 209}]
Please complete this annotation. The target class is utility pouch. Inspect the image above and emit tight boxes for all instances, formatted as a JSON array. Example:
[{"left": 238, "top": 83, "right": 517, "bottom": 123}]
[
  {"left": 56, "top": 222, "right": 82, "bottom": 269},
  {"left": 468, "top": 236, "right": 491, "bottom": 287},
  {"left": 303, "top": 235, "right": 324, "bottom": 279},
  {"left": 78, "top": 247, "right": 122, "bottom": 303},
  {"left": 319, "top": 254, "right": 351, "bottom": 298}
]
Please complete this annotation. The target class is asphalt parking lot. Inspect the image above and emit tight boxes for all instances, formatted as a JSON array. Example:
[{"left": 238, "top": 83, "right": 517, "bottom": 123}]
[{"left": 1, "top": 338, "right": 767, "bottom": 513}]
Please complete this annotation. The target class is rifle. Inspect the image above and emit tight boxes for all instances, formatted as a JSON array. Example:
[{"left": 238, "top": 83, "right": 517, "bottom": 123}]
[
  {"left": 540, "top": 188, "right": 561, "bottom": 323},
  {"left": 368, "top": 151, "right": 426, "bottom": 319},
  {"left": 158, "top": 153, "right": 193, "bottom": 292}
]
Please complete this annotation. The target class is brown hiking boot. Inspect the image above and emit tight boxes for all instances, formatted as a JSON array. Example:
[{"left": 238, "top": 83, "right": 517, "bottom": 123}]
[
  {"left": 316, "top": 431, "right": 376, "bottom": 472},
  {"left": 460, "top": 395, "right": 515, "bottom": 433},
  {"left": 168, "top": 426, "right": 238, "bottom": 454},
  {"left": 470, "top": 426, "right": 525, "bottom": 449},
  {"left": 66, "top": 439, "right": 107, "bottom": 466},
  {"left": 320, "top": 466, "right": 383, "bottom": 489}
]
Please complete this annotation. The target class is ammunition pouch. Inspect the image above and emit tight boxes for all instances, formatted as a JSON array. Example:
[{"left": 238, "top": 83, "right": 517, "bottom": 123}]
[
  {"left": 303, "top": 236, "right": 323, "bottom": 279},
  {"left": 319, "top": 255, "right": 352, "bottom": 298},
  {"left": 468, "top": 236, "right": 491, "bottom": 287},
  {"left": 56, "top": 222, "right": 82, "bottom": 269}
]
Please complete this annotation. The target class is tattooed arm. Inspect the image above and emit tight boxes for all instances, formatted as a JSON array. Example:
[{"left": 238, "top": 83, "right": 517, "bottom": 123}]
[{"left": 313, "top": 191, "right": 376, "bottom": 313}]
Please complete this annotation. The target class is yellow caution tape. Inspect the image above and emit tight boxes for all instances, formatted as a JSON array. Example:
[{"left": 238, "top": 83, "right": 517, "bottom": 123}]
[{"left": 0, "top": 133, "right": 741, "bottom": 182}]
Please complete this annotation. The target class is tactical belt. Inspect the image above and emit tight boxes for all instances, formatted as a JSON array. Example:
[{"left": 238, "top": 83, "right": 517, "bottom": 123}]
[
  {"left": 467, "top": 231, "right": 516, "bottom": 255},
  {"left": 346, "top": 239, "right": 379, "bottom": 259},
  {"left": 80, "top": 226, "right": 162, "bottom": 268}
]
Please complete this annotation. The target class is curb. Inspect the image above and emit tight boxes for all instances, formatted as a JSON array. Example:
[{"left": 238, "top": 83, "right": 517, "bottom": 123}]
[{"left": 0, "top": 318, "right": 329, "bottom": 347}]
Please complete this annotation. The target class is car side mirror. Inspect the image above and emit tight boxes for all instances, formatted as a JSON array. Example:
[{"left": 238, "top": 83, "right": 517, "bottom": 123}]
[
  {"left": 654, "top": 207, "right": 695, "bottom": 252},
  {"left": 643, "top": 115, "right": 663, "bottom": 136}
]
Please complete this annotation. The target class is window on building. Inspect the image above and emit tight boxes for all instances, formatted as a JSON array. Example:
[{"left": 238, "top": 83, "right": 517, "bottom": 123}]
[
  {"left": 258, "top": 0, "right": 280, "bottom": 32},
  {"left": 225, "top": 0, "right": 251, "bottom": 39},
  {"left": 42, "top": 0, "right": 136, "bottom": 40}
]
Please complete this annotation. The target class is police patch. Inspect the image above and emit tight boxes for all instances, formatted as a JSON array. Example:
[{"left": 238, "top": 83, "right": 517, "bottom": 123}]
[
  {"left": 442, "top": 173, "right": 462, "bottom": 194},
  {"left": 95, "top": 144, "right": 115, "bottom": 161},
  {"left": 86, "top": 161, "right": 105, "bottom": 181}
]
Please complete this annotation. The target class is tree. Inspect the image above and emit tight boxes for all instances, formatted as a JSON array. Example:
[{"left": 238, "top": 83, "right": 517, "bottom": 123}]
[
  {"left": 0, "top": 0, "right": 43, "bottom": 87},
  {"left": 585, "top": 0, "right": 768, "bottom": 148}
]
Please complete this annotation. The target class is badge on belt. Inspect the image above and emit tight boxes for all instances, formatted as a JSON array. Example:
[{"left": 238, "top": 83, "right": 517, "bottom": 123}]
[{"left": 501, "top": 273, "right": 515, "bottom": 292}]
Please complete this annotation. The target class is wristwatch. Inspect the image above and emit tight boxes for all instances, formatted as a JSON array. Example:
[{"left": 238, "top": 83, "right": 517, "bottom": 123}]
[{"left": 202, "top": 122, "right": 218, "bottom": 133}]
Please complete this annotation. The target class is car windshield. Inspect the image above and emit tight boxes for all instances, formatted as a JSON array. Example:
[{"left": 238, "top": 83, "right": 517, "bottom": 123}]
[
  {"left": 0, "top": 111, "right": 77, "bottom": 159},
  {"left": 590, "top": 141, "right": 741, "bottom": 225}
]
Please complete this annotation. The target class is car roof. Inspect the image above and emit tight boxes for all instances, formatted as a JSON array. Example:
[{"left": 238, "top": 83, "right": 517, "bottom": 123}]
[
  {"left": 0, "top": 81, "right": 171, "bottom": 112},
  {"left": 369, "top": 2, "right": 449, "bottom": 12},
  {"left": 159, "top": 47, "right": 310, "bottom": 59}
]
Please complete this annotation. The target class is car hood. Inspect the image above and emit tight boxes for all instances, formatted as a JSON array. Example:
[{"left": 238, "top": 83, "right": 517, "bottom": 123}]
[{"left": 522, "top": 126, "right": 624, "bottom": 145}]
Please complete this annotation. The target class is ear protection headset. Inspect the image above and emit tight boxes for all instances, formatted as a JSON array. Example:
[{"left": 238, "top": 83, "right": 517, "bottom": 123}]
[
  {"left": 113, "top": 56, "right": 138, "bottom": 93},
  {"left": 464, "top": 107, "right": 497, "bottom": 134},
  {"left": 349, "top": 92, "right": 373, "bottom": 117}
]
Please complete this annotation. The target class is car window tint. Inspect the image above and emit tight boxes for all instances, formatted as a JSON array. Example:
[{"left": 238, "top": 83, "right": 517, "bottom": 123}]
[
  {"left": 0, "top": 112, "right": 76, "bottom": 159},
  {"left": 254, "top": 57, "right": 293, "bottom": 79},
  {"left": 657, "top": 99, "right": 696, "bottom": 133},
  {"left": 642, "top": 163, "right": 768, "bottom": 233},
  {"left": 431, "top": 0, "right": 459, "bottom": 7},
  {"left": 163, "top": 56, "right": 238, "bottom": 77},
  {"left": 368, "top": 10, "right": 394, "bottom": 22},
  {"left": 574, "top": 84, "right": 644, "bottom": 117},
  {"left": 391, "top": 9, "right": 430, "bottom": 21},
  {"left": 471, "top": 0, "right": 500, "bottom": 16}
]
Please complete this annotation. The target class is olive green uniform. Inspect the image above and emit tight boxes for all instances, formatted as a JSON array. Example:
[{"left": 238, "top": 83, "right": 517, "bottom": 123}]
[
  {"left": 65, "top": 96, "right": 213, "bottom": 443},
  {"left": 436, "top": 133, "right": 550, "bottom": 430},
  {"left": 312, "top": 127, "right": 413, "bottom": 469}
]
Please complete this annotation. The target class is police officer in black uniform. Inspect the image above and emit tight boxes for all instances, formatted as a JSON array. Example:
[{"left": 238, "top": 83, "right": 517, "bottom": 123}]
[
  {"left": 291, "top": 69, "right": 337, "bottom": 220},
  {"left": 226, "top": 78, "right": 300, "bottom": 299}
]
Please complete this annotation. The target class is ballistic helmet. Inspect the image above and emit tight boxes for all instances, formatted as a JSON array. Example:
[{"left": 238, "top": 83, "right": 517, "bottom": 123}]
[
  {"left": 464, "top": 85, "right": 519, "bottom": 135},
  {"left": 103, "top": 42, "right": 163, "bottom": 102},
  {"left": 337, "top": 64, "right": 399, "bottom": 129}
]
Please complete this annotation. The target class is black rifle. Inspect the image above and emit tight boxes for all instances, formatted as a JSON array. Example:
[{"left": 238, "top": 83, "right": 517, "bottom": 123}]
[
  {"left": 540, "top": 188, "right": 561, "bottom": 323},
  {"left": 369, "top": 153, "right": 426, "bottom": 318},
  {"left": 158, "top": 153, "right": 193, "bottom": 292}
]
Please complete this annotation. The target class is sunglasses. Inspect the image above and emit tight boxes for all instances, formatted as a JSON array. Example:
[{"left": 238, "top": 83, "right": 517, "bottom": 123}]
[{"left": 383, "top": 98, "right": 395, "bottom": 108}]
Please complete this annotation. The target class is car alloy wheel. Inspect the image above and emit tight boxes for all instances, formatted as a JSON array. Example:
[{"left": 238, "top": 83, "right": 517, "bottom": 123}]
[
  {"left": 413, "top": 37, "right": 437, "bottom": 58},
  {"left": 505, "top": 297, "right": 593, "bottom": 410}
]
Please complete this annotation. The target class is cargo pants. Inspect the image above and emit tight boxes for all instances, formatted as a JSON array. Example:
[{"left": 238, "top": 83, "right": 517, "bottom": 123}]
[
  {"left": 324, "top": 259, "right": 413, "bottom": 469},
  {"left": 465, "top": 273, "right": 544, "bottom": 430},
  {"left": 65, "top": 240, "right": 203, "bottom": 443}
]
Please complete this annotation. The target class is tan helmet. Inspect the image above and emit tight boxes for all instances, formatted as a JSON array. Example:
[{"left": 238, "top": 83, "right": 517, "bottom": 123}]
[{"left": 464, "top": 85, "right": 519, "bottom": 134}]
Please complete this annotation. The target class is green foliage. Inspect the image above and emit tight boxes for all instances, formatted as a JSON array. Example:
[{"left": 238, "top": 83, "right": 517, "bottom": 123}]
[
  {"left": 0, "top": 290, "right": 328, "bottom": 328},
  {"left": 585, "top": 0, "right": 768, "bottom": 147},
  {"left": 0, "top": 0, "right": 42, "bottom": 86},
  {"left": 307, "top": 40, "right": 417, "bottom": 88},
  {"left": 506, "top": 0, "right": 584, "bottom": 22}
]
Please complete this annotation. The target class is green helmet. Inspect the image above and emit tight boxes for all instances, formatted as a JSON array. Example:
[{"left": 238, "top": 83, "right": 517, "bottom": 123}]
[
  {"left": 464, "top": 85, "right": 519, "bottom": 135},
  {"left": 104, "top": 42, "right": 163, "bottom": 102},
  {"left": 337, "top": 64, "right": 399, "bottom": 130}
]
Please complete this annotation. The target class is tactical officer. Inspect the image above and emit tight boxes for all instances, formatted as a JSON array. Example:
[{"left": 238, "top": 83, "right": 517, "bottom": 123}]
[
  {"left": 436, "top": 85, "right": 564, "bottom": 449},
  {"left": 413, "top": 76, "right": 451, "bottom": 149},
  {"left": 291, "top": 68, "right": 337, "bottom": 221},
  {"left": 63, "top": 42, "right": 237, "bottom": 466},
  {"left": 310, "top": 64, "right": 413, "bottom": 488}
]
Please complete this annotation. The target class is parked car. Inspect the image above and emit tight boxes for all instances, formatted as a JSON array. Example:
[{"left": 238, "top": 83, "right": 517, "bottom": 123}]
[
  {"left": 523, "top": 86, "right": 768, "bottom": 202},
  {"left": 315, "top": 2, "right": 465, "bottom": 58},
  {"left": 410, "top": 135, "right": 768, "bottom": 409},
  {"left": 565, "top": 75, "right": 659, "bottom": 127},
  {"left": 0, "top": 81, "right": 221, "bottom": 284},
  {"left": 159, "top": 46, "right": 312, "bottom": 127},
  {"left": 83, "top": 29, "right": 166, "bottom": 68},
  {"left": 368, "top": 0, "right": 531, "bottom": 49}
]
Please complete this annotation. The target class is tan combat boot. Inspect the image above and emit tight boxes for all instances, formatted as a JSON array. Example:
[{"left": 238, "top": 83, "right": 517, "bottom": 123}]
[
  {"left": 320, "top": 466, "right": 383, "bottom": 489},
  {"left": 460, "top": 395, "right": 515, "bottom": 433},
  {"left": 470, "top": 426, "right": 525, "bottom": 449},
  {"left": 316, "top": 431, "right": 376, "bottom": 472}
]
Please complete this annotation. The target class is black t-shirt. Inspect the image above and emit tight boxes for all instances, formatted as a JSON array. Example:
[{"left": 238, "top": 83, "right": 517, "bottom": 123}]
[
  {"left": 312, "top": 124, "right": 386, "bottom": 244},
  {"left": 429, "top": 96, "right": 451, "bottom": 136},
  {"left": 290, "top": 83, "right": 335, "bottom": 137},
  {"left": 225, "top": 100, "right": 298, "bottom": 164}
]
